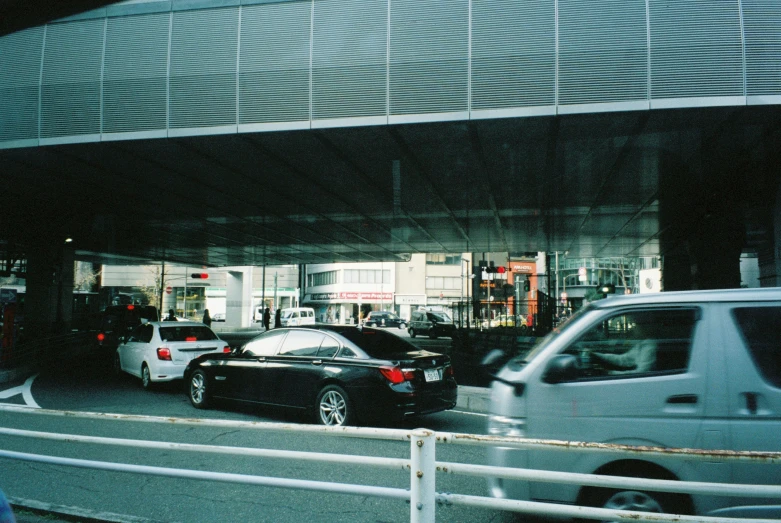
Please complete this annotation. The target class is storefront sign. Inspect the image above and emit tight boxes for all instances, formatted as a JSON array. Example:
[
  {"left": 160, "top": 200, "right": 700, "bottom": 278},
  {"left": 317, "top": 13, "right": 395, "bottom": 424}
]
[
  {"left": 510, "top": 262, "right": 534, "bottom": 273},
  {"left": 395, "top": 294, "right": 426, "bottom": 305},
  {"left": 308, "top": 292, "right": 393, "bottom": 302}
]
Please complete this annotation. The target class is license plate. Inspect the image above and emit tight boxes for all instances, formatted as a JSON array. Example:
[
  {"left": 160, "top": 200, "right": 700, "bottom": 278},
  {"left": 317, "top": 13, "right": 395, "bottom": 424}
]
[{"left": 424, "top": 368, "right": 441, "bottom": 382}]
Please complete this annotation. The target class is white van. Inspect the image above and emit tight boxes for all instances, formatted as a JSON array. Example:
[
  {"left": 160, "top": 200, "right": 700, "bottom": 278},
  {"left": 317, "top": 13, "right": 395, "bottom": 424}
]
[
  {"left": 486, "top": 287, "right": 781, "bottom": 519},
  {"left": 279, "top": 307, "right": 315, "bottom": 327}
]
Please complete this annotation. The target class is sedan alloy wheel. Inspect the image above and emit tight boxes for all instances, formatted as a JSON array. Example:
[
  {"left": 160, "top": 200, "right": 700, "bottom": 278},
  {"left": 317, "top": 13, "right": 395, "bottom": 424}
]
[
  {"left": 189, "top": 370, "right": 210, "bottom": 409},
  {"left": 316, "top": 385, "right": 352, "bottom": 426}
]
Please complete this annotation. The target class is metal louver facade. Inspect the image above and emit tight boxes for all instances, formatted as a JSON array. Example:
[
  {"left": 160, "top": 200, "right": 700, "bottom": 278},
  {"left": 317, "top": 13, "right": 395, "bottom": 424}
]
[{"left": 1, "top": 0, "right": 780, "bottom": 148}]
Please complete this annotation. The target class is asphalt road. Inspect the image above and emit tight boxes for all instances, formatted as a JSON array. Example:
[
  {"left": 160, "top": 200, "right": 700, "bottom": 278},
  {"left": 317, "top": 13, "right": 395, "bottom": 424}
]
[{"left": 0, "top": 328, "right": 560, "bottom": 523}]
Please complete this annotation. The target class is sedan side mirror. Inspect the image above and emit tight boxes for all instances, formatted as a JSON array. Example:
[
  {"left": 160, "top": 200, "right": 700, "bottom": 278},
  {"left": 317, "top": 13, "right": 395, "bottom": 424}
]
[{"left": 542, "top": 354, "right": 579, "bottom": 384}]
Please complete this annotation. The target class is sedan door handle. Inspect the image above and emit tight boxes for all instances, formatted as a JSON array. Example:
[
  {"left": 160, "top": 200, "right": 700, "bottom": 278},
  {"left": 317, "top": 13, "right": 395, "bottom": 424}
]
[
  {"left": 312, "top": 360, "right": 323, "bottom": 365},
  {"left": 257, "top": 357, "right": 266, "bottom": 362},
  {"left": 666, "top": 394, "right": 698, "bottom": 404}
]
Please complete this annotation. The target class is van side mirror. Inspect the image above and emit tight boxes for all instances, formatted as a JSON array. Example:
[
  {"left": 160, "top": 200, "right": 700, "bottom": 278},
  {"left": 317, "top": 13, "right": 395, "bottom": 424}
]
[{"left": 542, "top": 354, "right": 579, "bottom": 384}]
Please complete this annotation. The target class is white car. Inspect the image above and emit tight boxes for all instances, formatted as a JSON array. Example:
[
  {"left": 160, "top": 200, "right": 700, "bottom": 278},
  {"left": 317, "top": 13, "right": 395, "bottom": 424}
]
[{"left": 115, "top": 321, "right": 230, "bottom": 389}]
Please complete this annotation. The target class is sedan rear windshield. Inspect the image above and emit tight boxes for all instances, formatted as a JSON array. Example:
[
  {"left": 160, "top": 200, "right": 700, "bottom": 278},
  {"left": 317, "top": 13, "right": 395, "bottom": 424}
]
[
  {"left": 338, "top": 328, "right": 418, "bottom": 359},
  {"left": 159, "top": 326, "right": 218, "bottom": 342}
]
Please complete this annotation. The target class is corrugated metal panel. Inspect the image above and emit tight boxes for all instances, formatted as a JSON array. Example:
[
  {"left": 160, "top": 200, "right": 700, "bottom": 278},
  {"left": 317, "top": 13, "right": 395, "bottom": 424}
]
[
  {"left": 390, "top": 0, "right": 468, "bottom": 115},
  {"left": 170, "top": 7, "right": 238, "bottom": 129},
  {"left": 103, "top": 13, "right": 169, "bottom": 133},
  {"left": 0, "top": 27, "right": 44, "bottom": 142},
  {"left": 558, "top": 0, "right": 648, "bottom": 105},
  {"left": 312, "top": 0, "right": 387, "bottom": 120},
  {"left": 239, "top": 1, "right": 311, "bottom": 124},
  {"left": 40, "top": 20, "right": 104, "bottom": 138},
  {"left": 650, "top": 0, "right": 744, "bottom": 99},
  {"left": 471, "top": 0, "right": 555, "bottom": 110},
  {"left": 743, "top": 0, "right": 781, "bottom": 96}
]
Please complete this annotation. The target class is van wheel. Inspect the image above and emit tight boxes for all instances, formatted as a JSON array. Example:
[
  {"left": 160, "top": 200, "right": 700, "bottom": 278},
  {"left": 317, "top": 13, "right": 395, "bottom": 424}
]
[
  {"left": 580, "top": 465, "right": 691, "bottom": 520},
  {"left": 409, "top": 328, "right": 416, "bottom": 338}
]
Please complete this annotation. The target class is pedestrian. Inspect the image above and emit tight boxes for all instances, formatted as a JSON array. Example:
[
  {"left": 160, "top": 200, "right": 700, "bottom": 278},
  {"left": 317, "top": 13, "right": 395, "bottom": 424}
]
[
  {"left": 274, "top": 307, "right": 281, "bottom": 328},
  {"left": 202, "top": 309, "right": 212, "bottom": 327},
  {"left": 164, "top": 309, "right": 177, "bottom": 321},
  {"left": 263, "top": 307, "right": 271, "bottom": 331}
]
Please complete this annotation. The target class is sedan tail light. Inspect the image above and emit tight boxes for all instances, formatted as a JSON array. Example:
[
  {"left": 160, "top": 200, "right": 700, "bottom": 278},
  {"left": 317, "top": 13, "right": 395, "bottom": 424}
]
[
  {"left": 222, "top": 345, "right": 231, "bottom": 353},
  {"left": 379, "top": 366, "right": 416, "bottom": 384},
  {"left": 156, "top": 347, "right": 172, "bottom": 361},
  {"left": 97, "top": 333, "right": 105, "bottom": 343},
  {"left": 444, "top": 364, "right": 454, "bottom": 377}
]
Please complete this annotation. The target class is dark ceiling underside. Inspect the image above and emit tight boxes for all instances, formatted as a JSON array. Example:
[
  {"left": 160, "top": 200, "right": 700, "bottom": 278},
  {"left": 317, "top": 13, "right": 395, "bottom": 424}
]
[{"left": 2, "top": 104, "right": 779, "bottom": 267}]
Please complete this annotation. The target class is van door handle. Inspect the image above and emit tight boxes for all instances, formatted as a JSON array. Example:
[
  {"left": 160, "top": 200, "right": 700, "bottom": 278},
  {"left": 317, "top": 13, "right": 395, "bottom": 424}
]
[
  {"left": 666, "top": 394, "right": 698, "bottom": 404},
  {"left": 744, "top": 392, "right": 758, "bottom": 415}
]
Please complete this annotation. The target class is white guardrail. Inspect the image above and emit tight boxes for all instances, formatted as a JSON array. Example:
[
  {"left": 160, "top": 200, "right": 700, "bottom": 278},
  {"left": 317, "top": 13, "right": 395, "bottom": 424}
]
[{"left": 1, "top": 404, "right": 780, "bottom": 523}]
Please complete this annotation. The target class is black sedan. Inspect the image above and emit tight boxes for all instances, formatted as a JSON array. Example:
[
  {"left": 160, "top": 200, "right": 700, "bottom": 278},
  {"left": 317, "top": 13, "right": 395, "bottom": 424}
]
[{"left": 183, "top": 325, "right": 457, "bottom": 426}]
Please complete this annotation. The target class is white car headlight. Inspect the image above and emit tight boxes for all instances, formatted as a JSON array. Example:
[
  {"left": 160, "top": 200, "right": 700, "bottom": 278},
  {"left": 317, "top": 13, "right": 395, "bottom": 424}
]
[{"left": 487, "top": 415, "right": 527, "bottom": 438}]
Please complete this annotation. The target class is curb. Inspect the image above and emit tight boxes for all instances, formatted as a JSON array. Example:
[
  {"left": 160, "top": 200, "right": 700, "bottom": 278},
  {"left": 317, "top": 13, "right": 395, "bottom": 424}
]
[
  {"left": 455, "top": 385, "right": 492, "bottom": 414},
  {"left": 9, "top": 497, "right": 170, "bottom": 523}
]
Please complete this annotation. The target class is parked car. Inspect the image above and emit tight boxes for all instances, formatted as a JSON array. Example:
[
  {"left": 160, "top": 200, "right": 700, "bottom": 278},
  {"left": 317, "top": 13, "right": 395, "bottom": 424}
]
[
  {"left": 115, "top": 321, "right": 230, "bottom": 389},
  {"left": 211, "top": 312, "right": 225, "bottom": 322},
  {"left": 408, "top": 310, "right": 455, "bottom": 339},
  {"left": 485, "top": 287, "right": 781, "bottom": 519},
  {"left": 363, "top": 310, "right": 406, "bottom": 329},
  {"left": 95, "top": 304, "right": 159, "bottom": 352},
  {"left": 184, "top": 324, "right": 458, "bottom": 426},
  {"left": 279, "top": 307, "right": 316, "bottom": 326}
]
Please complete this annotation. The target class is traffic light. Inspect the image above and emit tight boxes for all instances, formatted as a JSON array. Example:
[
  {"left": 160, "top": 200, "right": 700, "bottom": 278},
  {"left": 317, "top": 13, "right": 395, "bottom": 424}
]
[
  {"left": 484, "top": 266, "right": 507, "bottom": 274},
  {"left": 190, "top": 273, "right": 209, "bottom": 279},
  {"left": 523, "top": 279, "right": 530, "bottom": 292},
  {"left": 598, "top": 283, "right": 616, "bottom": 295}
]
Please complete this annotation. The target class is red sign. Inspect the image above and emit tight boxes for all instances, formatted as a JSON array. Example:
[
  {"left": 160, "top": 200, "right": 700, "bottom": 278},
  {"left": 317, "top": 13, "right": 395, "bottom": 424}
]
[{"left": 165, "top": 286, "right": 173, "bottom": 295}]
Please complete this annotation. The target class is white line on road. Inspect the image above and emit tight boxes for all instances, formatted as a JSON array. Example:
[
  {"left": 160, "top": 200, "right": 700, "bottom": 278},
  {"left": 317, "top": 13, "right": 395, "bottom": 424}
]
[
  {"left": 0, "top": 374, "right": 40, "bottom": 408},
  {"left": 451, "top": 409, "right": 489, "bottom": 417}
]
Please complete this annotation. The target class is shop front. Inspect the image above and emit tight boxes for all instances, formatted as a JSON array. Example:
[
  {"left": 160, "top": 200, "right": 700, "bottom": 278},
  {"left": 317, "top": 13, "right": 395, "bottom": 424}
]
[{"left": 304, "top": 292, "right": 394, "bottom": 324}]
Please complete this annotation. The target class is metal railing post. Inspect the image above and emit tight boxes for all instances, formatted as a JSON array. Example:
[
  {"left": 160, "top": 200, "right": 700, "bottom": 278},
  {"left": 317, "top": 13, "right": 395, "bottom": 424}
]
[{"left": 410, "top": 429, "right": 436, "bottom": 523}]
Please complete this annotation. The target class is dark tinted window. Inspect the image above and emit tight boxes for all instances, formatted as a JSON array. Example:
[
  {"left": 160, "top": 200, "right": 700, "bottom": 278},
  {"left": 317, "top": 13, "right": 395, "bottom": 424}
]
[
  {"left": 337, "top": 328, "right": 418, "bottom": 359},
  {"left": 159, "top": 325, "right": 218, "bottom": 342},
  {"left": 243, "top": 330, "right": 287, "bottom": 357},
  {"left": 279, "top": 330, "right": 324, "bottom": 356},
  {"left": 428, "top": 312, "right": 452, "bottom": 322},
  {"left": 318, "top": 335, "right": 340, "bottom": 358},
  {"left": 732, "top": 306, "right": 781, "bottom": 387}
]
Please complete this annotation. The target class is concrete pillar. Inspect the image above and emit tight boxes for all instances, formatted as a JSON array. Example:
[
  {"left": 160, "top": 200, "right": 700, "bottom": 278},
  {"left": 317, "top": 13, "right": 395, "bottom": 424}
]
[
  {"left": 226, "top": 267, "right": 253, "bottom": 328},
  {"left": 24, "top": 239, "right": 75, "bottom": 337}
]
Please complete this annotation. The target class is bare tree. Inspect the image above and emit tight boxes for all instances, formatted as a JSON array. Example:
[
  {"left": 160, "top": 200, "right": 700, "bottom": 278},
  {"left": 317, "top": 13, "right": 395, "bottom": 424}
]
[
  {"left": 74, "top": 261, "right": 100, "bottom": 292},
  {"left": 138, "top": 266, "right": 166, "bottom": 309}
]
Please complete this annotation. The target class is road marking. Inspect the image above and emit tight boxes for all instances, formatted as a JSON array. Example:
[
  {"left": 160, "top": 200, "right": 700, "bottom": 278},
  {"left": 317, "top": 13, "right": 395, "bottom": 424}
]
[
  {"left": 0, "top": 374, "right": 40, "bottom": 408},
  {"left": 451, "top": 409, "right": 489, "bottom": 417}
]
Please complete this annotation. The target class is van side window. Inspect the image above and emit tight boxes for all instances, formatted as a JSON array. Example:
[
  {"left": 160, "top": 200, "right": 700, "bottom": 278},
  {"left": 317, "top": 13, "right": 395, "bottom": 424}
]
[
  {"left": 732, "top": 306, "right": 781, "bottom": 388},
  {"left": 566, "top": 308, "right": 698, "bottom": 380}
]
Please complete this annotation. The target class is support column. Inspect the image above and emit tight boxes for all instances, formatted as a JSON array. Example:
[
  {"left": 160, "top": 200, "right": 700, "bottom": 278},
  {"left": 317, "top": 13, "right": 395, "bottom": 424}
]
[
  {"left": 226, "top": 267, "right": 253, "bottom": 328},
  {"left": 24, "top": 239, "right": 75, "bottom": 338}
]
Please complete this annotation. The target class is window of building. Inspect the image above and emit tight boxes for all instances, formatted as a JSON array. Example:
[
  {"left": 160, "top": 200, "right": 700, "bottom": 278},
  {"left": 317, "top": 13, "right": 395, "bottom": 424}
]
[
  {"left": 426, "top": 254, "right": 461, "bottom": 265},
  {"left": 343, "top": 269, "right": 390, "bottom": 284},
  {"left": 307, "top": 271, "right": 338, "bottom": 287},
  {"left": 426, "top": 276, "right": 460, "bottom": 289}
]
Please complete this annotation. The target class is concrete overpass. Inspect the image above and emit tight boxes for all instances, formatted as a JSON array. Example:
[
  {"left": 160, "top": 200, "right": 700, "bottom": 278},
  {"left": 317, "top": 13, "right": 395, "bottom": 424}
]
[{"left": 1, "top": 0, "right": 780, "bottom": 330}]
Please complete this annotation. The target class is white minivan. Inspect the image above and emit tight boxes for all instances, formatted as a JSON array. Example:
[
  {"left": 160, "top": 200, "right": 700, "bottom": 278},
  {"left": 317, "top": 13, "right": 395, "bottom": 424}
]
[
  {"left": 279, "top": 307, "right": 315, "bottom": 327},
  {"left": 486, "top": 287, "right": 781, "bottom": 519}
]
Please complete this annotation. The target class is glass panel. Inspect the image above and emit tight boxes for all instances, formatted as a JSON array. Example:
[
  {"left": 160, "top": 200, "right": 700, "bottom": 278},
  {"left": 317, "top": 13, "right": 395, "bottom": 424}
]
[
  {"left": 564, "top": 308, "right": 698, "bottom": 379},
  {"left": 279, "top": 330, "right": 324, "bottom": 356},
  {"left": 732, "top": 306, "right": 781, "bottom": 388}
]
